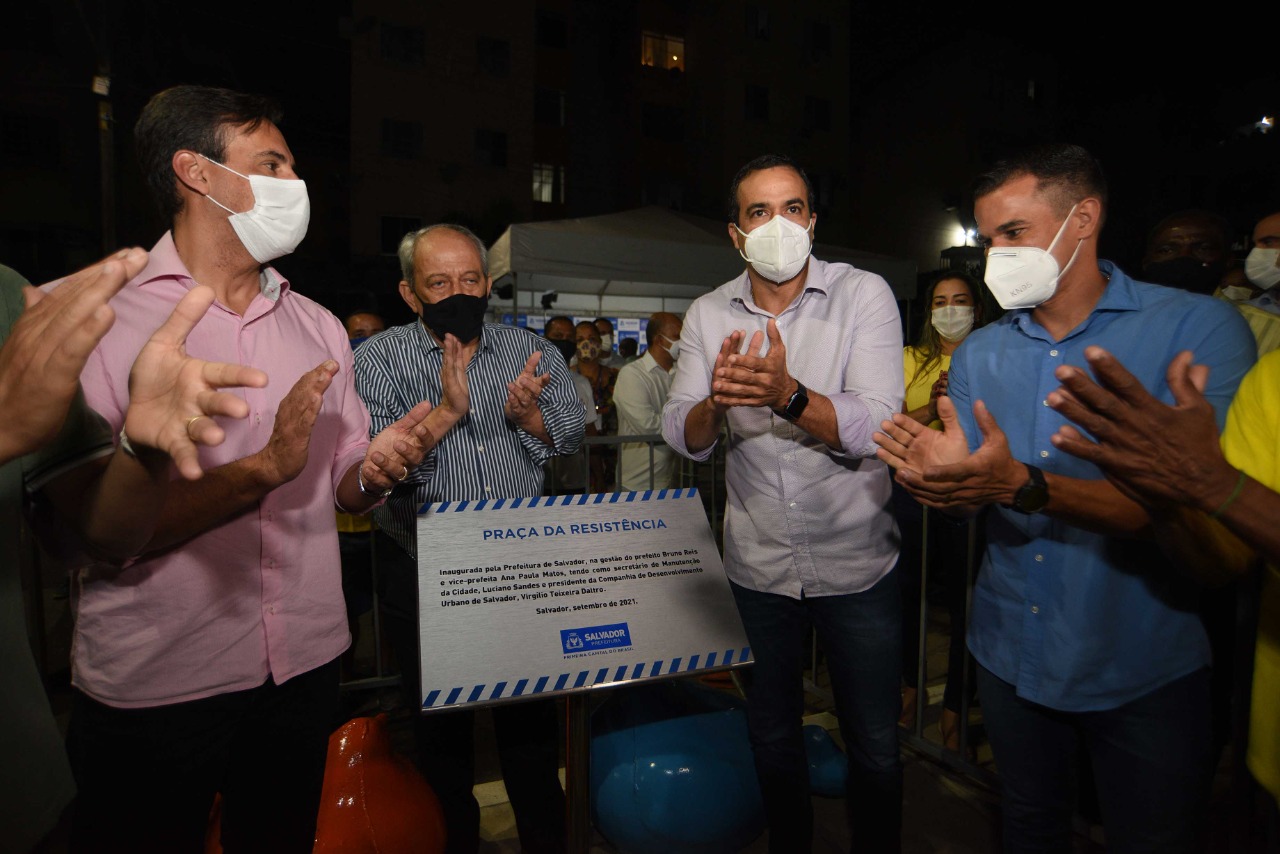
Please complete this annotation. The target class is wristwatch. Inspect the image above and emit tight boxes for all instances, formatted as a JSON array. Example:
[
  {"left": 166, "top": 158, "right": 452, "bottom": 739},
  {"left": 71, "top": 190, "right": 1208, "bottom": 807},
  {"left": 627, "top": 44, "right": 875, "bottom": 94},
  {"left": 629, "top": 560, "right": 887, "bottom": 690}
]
[
  {"left": 1010, "top": 464, "right": 1049, "bottom": 514},
  {"left": 773, "top": 379, "right": 809, "bottom": 422}
]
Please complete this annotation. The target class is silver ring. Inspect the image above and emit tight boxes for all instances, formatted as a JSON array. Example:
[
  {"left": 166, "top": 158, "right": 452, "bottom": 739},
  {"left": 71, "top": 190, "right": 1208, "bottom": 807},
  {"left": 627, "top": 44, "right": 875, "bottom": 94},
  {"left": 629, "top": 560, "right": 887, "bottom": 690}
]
[{"left": 398, "top": 465, "right": 409, "bottom": 481}]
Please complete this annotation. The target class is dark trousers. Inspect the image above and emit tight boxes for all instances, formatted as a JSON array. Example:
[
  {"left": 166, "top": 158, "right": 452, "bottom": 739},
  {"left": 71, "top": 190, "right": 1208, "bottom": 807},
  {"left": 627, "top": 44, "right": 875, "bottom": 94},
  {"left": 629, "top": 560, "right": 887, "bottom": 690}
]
[
  {"left": 67, "top": 657, "right": 339, "bottom": 854},
  {"left": 377, "top": 532, "right": 566, "bottom": 854},
  {"left": 730, "top": 572, "right": 903, "bottom": 853},
  {"left": 977, "top": 663, "right": 1213, "bottom": 854}
]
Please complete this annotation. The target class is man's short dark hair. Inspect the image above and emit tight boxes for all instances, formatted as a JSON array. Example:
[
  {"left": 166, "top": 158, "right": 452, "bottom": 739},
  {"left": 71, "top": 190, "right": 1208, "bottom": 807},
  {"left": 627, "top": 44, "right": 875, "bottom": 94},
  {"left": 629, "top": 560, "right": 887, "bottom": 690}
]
[
  {"left": 135, "top": 85, "right": 283, "bottom": 223},
  {"left": 545, "top": 315, "right": 574, "bottom": 336},
  {"left": 972, "top": 144, "right": 1108, "bottom": 216},
  {"left": 726, "top": 154, "right": 816, "bottom": 223},
  {"left": 619, "top": 338, "right": 638, "bottom": 357}
]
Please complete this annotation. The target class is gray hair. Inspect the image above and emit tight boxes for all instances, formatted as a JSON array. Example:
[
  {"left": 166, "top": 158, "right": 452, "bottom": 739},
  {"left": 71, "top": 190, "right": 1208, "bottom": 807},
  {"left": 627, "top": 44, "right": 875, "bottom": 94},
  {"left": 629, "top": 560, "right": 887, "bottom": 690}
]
[{"left": 397, "top": 223, "right": 489, "bottom": 285}]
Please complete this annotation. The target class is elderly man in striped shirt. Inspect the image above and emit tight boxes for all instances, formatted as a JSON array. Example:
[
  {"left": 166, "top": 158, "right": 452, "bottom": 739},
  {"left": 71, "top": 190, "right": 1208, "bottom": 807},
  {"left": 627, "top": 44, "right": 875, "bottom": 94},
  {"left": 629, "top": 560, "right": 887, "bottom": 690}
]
[{"left": 354, "top": 223, "right": 583, "bottom": 854}]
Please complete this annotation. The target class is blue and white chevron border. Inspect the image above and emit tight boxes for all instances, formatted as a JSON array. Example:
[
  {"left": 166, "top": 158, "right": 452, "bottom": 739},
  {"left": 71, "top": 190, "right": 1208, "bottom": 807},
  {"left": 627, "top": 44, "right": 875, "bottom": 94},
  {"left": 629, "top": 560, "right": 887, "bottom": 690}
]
[
  {"left": 420, "top": 487, "right": 699, "bottom": 515},
  {"left": 422, "top": 643, "right": 750, "bottom": 709}
]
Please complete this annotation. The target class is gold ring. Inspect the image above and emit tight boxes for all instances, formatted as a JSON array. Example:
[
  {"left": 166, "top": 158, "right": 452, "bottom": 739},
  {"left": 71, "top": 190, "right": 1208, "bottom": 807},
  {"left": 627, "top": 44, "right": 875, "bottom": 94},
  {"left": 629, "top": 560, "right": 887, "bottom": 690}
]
[
  {"left": 398, "top": 465, "right": 409, "bottom": 481},
  {"left": 186, "top": 415, "right": 205, "bottom": 434}
]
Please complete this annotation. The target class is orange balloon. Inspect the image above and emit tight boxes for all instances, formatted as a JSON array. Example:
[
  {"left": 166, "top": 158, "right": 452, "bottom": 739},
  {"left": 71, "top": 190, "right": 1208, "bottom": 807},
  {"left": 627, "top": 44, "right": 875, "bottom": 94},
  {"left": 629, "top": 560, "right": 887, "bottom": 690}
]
[
  {"left": 313, "top": 714, "right": 448, "bottom": 854},
  {"left": 205, "top": 714, "right": 447, "bottom": 854}
]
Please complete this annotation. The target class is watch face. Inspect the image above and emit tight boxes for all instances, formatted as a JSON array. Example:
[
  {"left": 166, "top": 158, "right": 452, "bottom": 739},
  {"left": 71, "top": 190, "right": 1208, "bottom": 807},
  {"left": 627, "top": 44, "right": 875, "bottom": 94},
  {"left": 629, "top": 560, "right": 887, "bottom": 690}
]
[
  {"left": 1015, "top": 483, "right": 1049, "bottom": 513},
  {"left": 786, "top": 385, "right": 809, "bottom": 419}
]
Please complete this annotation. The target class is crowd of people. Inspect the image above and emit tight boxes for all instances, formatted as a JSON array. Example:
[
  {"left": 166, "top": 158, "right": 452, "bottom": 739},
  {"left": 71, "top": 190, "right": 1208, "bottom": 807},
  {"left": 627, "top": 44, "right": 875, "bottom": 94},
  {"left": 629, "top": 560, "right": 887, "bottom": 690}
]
[{"left": 4, "top": 82, "right": 1279, "bottom": 854}]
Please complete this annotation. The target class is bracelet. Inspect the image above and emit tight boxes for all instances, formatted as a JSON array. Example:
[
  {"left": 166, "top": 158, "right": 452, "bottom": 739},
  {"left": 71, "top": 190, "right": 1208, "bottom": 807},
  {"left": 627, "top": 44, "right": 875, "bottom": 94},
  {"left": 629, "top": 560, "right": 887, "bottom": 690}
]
[
  {"left": 1209, "top": 469, "right": 1247, "bottom": 519},
  {"left": 357, "top": 466, "right": 393, "bottom": 499},
  {"left": 118, "top": 428, "right": 139, "bottom": 459}
]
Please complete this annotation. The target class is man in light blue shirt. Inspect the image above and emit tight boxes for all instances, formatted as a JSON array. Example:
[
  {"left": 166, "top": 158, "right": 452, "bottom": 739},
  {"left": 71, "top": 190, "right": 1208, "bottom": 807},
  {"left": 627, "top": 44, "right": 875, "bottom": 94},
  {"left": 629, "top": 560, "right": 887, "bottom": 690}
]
[{"left": 875, "top": 144, "right": 1255, "bottom": 852}]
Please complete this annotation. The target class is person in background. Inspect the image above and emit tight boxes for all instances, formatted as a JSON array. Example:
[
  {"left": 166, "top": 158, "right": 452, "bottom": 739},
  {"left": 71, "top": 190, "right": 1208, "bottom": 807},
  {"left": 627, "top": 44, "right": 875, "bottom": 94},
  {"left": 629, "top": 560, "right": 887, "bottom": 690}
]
[
  {"left": 1142, "top": 209, "right": 1280, "bottom": 357},
  {"left": 574, "top": 320, "right": 618, "bottom": 491},
  {"left": 618, "top": 336, "right": 639, "bottom": 364},
  {"left": 345, "top": 310, "right": 385, "bottom": 344},
  {"left": 615, "top": 311, "right": 683, "bottom": 491},
  {"left": 544, "top": 314, "right": 599, "bottom": 493},
  {"left": 594, "top": 316, "right": 619, "bottom": 366},
  {"left": 896, "top": 270, "right": 984, "bottom": 757},
  {"left": 1236, "top": 212, "right": 1280, "bottom": 355},
  {"left": 1245, "top": 211, "right": 1280, "bottom": 316},
  {"left": 1141, "top": 209, "right": 1235, "bottom": 295}
]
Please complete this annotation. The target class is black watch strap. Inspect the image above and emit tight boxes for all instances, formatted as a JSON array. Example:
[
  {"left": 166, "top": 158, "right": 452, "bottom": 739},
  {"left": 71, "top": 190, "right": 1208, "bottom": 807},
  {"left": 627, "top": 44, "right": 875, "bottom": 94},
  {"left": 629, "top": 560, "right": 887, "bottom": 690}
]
[
  {"left": 773, "top": 379, "right": 809, "bottom": 422},
  {"left": 1011, "top": 463, "right": 1049, "bottom": 514}
]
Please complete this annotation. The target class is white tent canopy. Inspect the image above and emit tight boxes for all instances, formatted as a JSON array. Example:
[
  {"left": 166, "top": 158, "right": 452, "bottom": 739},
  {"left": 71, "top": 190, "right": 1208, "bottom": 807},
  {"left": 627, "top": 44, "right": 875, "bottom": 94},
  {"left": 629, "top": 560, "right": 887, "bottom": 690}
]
[{"left": 488, "top": 206, "right": 916, "bottom": 316}]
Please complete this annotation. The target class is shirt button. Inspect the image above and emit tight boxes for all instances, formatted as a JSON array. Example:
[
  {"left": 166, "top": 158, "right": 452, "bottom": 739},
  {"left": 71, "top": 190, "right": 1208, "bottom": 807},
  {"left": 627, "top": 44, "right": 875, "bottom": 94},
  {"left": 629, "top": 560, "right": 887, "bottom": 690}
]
[
  {"left": 1043, "top": 399, "right": 1050, "bottom": 406},
  {"left": 485, "top": 486, "right": 492, "bottom": 493},
  {"left": 1030, "top": 605, "right": 1040, "bottom": 614},
  {"left": 1039, "top": 450, "right": 1049, "bottom": 458},
  {"left": 1035, "top": 554, "right": 1044, "bottom": 562},
  {"left": 1049, "top": 349, "right": 1059, "bottom": 357},
  {"left": 477, "top": 446, "right": 485, "bottom": 453},
  {"left": 789, "top": 502, "right": 797, "bottom": 508}
]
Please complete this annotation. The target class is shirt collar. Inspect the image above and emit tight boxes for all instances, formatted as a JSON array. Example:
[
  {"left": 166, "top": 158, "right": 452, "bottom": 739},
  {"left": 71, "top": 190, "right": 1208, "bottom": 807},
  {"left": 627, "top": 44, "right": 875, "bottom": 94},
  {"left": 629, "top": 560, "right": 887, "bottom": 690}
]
[
  {"left": 1010, "top": 259, "right": 1138, "bottom": 339},
  {"left": 730, "top": 258, "right": 829, "bottom": 316},
  {"left": 135, "top": 231, "right": 293, "bottom": 302},
  {"left": 636, "top": 348, "right": 666, "bottom": 374}
]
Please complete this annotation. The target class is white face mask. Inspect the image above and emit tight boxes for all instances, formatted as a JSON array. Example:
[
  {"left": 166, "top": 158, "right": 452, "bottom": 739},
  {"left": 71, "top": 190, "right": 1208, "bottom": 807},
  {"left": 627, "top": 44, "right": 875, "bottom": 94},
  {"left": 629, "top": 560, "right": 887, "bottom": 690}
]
[
  {"left": 1244, "top": 247, "right": 1280, "bottom": 290},
  {"left": 983, "top": 204, "right": 1082, "bottom": 310},
  {"left": 599, "top": 333, "right": 614, "bottom": 353},
  {"left": 735, "top": 215, "right": 814, "bottom": 283},
  {"left": 931, "top": 305, "right": 975, "bottom": 342},
  {"left": 658, "top": 334, "right": 681, "bottom": 361},
  {"left": 200, "top": 154, "right": 310, "bottom": 263},
  {"left": 1220, "top": 285, "right": 1257, "bottom": 302}
]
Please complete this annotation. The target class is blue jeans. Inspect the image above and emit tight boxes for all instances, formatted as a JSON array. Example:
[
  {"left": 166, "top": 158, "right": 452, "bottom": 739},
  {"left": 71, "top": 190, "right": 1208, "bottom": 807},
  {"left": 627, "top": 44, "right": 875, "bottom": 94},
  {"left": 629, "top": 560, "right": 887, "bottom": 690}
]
[
  {"left": 978, "top": 663, "right": 1213, "bottom": 854},
  {"left": 731, "top": 572, "right": 903, "bottom": 853}
]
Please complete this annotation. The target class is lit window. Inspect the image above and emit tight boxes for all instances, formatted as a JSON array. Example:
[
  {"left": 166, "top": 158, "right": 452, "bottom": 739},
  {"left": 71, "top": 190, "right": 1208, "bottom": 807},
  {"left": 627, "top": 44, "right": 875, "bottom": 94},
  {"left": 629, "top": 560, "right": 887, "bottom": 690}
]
[
  {"left": 641, "top": 32, "right": 685, "bottom": 72},
  {"left": 533, "top": 164, "right": 565, "bottom": 204}
]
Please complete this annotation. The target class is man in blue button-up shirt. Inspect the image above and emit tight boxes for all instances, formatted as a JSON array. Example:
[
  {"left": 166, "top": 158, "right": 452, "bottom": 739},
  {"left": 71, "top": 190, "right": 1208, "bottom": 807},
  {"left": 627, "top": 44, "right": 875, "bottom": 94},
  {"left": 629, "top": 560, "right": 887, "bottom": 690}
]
[{"left": 875, "top": 144, "right": 1255, "bottom": 853}]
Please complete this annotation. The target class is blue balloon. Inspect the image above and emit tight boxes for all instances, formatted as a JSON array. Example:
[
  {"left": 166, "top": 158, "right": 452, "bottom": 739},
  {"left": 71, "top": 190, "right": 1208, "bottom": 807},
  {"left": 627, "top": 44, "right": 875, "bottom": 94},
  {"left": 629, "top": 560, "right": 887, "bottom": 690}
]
[
  {"left": 802, "top": 723, "right": 848, "bottom": 798},
  {"left": 590, "top": 680, "right": 766, "bottom": 854}
]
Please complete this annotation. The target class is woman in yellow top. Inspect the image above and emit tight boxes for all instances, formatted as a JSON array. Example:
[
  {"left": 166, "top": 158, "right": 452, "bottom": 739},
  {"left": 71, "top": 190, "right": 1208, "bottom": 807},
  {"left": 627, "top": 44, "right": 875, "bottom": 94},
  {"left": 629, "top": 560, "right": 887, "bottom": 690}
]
[
  {"left": 896, "top": 270, "right": 985, "bottom": 756},
  {"left": 902, "top": 272, "right": 982, "bottom": 427}
]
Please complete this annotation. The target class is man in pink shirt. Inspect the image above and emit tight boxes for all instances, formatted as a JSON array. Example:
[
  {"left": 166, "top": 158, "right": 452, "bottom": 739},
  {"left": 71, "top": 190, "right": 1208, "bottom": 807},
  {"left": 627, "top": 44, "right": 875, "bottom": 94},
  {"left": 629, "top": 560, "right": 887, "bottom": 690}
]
[{"left": 67, "top": 85, "right": 442, "bottom": 854}]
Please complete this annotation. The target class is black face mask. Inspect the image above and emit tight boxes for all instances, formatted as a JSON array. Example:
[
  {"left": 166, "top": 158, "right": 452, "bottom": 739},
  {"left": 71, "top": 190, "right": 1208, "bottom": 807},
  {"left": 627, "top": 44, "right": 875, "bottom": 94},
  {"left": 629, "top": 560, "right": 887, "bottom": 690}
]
[
  {"left": 1143, "top": 257, "right": 1226, "bottom": 295},
  {"left": 419, "top": 292, "right": 488, "bottom": 343},
  {"left": 547, "top": 337, "right": 578, "bottom": 364}
]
